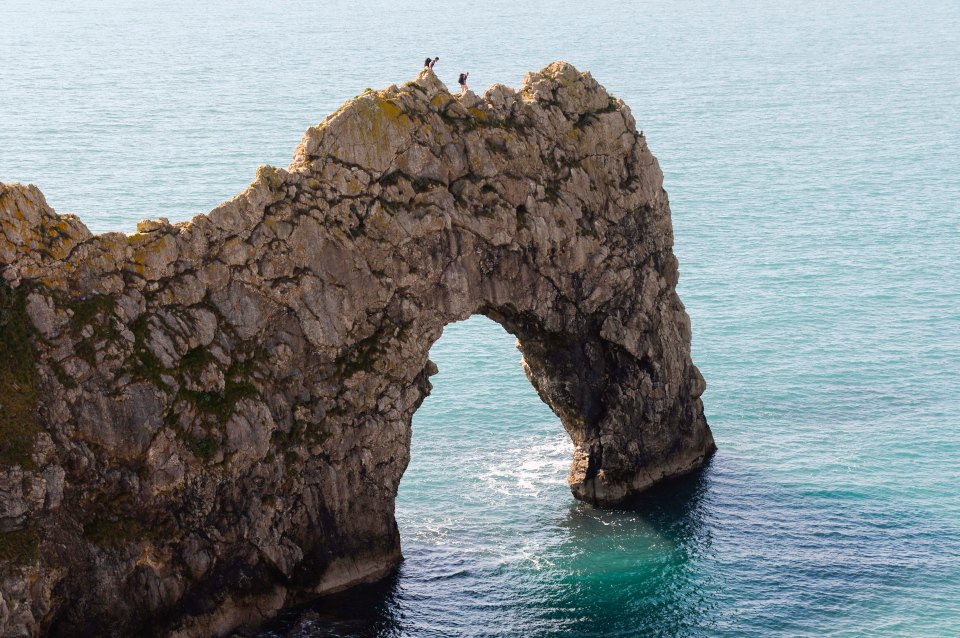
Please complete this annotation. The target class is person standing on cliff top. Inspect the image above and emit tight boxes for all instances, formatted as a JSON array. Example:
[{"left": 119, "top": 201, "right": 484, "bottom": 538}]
[
  {"left": 458, "top": 72, "right": 469, "bottom": 94},
  {"left": 424, "top": 56, "right": 439, "bottom": 70}
]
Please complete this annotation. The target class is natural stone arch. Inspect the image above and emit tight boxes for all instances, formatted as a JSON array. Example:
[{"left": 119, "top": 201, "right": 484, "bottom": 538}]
[{"left": 0, "top": 62, "right": 713, "bottom": 636}]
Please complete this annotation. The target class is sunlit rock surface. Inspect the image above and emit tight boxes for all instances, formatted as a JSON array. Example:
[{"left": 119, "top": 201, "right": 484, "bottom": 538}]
[{"left": 0, "top": 62, "right": 714, "bottom": 636}]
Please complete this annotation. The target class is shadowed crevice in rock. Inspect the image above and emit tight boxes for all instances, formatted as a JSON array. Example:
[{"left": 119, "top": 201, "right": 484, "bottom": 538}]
[{"left": 0, "top": 62, "right": 714, "bottom": 637}]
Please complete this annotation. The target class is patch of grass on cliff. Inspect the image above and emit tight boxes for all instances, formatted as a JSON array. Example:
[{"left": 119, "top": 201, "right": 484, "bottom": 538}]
[
  {"left": 83, "top": 515, "right": 143, "bottom": 548},
  {"left": 0, "top": 282, "right": 42, "bottom": 469},
  {"left": 177, "top": 350, "right": 259, "bottom": 423},
  {"left": 0, "top": 526, "right": 40, "bottom": 565},
  {"left": 127, "top": 315, "right": 170, "bottom": 388},
  {"left": 273, "top": 418, "right": 331, "bottom": 448},
  {"left": 69, "top": 293, "right": 116, "bottom": 328},
  {"left": 67, "top": 293, "right": 120, "bottom": 366},
  {"left": 83, "top": 511, "right": 174, "bottom": 549},
  {"left": 179, "top": 346, "right": 217, "bottom": 377},
  {"left": 181, "top": 431, "right": 220, "bottom": 463},
  {"left": 179, "top": 378, "right": 257, "bottom": 421},
  {"left": 82, "top": 490, "right": 176, "bottom": 549},
  {"left": 166, "top": 411, "right": 223, "bottom": 463},
  {"left": 334, "top": 325, "right": 395, "bottom": 377},
  {"left": 50, "top": 361, "right": 79, "bottom": 390},
  {"left": 170, "top": 351, "right": 260, "bottom": 463}
]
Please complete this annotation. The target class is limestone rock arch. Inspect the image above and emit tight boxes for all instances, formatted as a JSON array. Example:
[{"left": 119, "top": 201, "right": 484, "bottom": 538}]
[{"left": 0, "top": 62, "right": 713, "bottom": 636}]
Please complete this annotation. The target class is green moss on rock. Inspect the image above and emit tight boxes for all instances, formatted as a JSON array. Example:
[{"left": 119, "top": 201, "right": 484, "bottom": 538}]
[
  {"left": 169, "top": 350, "right": 261, "bottom": 463},
  {"left": 0, "top": 526, "right": 40, "bottom": 565},
  {"left": 179, "top": 378, "right": 257, "bottom": 421},
  {"left": 127, "top": 315, "right": 170, "bottom": 388},
  {"left": 67, "top": 293, "right": 120, "bottom": 366},
  {"left": 0, "top": 282, "right": 42, "bottom": 469},
  {"left": 179, "top": 346, "right": 216, "bottom": 377},
  {"left": 335, "top": 330, "right": 386, "bottom": 377},
  {"left": 83, "top": 515, "right": 144, "bottom": 549},
  {"left": 83, "top": 510, "right": 174, "bottom": 549},
  {"left": 183, "top": 433, "right": 220, "bottom": 462},
  {"left": 69, "top": 293, "right": 117, "bottom": 329}
]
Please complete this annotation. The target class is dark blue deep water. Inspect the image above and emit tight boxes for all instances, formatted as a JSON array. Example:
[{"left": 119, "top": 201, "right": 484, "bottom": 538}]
[{"left": 3, "top": 1, "right": 959, "bottom": 635}]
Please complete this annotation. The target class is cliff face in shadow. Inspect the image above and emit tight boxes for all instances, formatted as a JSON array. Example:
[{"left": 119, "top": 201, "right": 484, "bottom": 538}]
[{"left": 0, "top": 62, "right": 714, "bottom": 636}]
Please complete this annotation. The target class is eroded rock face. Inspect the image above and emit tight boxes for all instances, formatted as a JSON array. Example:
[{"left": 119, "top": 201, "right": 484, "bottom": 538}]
[{"left": 0, "top": 62, "right": 714, "bottom": 636}]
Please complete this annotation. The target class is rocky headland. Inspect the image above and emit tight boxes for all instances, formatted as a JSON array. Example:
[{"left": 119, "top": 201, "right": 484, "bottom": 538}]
[{"left": 0, "top": 62, "right": 714, "bottom": 636}]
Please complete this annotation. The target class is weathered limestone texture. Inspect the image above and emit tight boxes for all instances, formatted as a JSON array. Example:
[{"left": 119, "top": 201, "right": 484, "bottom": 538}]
[{"left": 0, "top": 62, "right": 714, "bottom": 636}]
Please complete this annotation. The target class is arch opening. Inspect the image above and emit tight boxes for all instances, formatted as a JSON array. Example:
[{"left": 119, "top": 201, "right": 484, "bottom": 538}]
[{"left": 398, "top": 315, "right": 572, "bottom": 524}]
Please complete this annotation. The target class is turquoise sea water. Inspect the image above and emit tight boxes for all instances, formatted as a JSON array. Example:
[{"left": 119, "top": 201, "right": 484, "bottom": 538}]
[{"left": 3, "top": 1, "right": 959, "bottom": 636}]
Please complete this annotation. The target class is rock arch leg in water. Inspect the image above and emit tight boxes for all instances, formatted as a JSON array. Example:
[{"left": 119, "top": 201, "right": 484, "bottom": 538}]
[{"left": 0, "top": 62, "right": 713, "bottom": 636}]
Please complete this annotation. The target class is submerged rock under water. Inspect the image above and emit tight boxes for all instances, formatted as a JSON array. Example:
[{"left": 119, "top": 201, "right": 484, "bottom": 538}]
[{"left": 0, "top": 62, "right": 713, "bottom": 636}]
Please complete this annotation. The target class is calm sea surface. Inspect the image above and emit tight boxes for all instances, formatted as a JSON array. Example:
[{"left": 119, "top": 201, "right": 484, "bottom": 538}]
[{"left": 3, "top": 1, "right": 959, "bottom": 636}]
